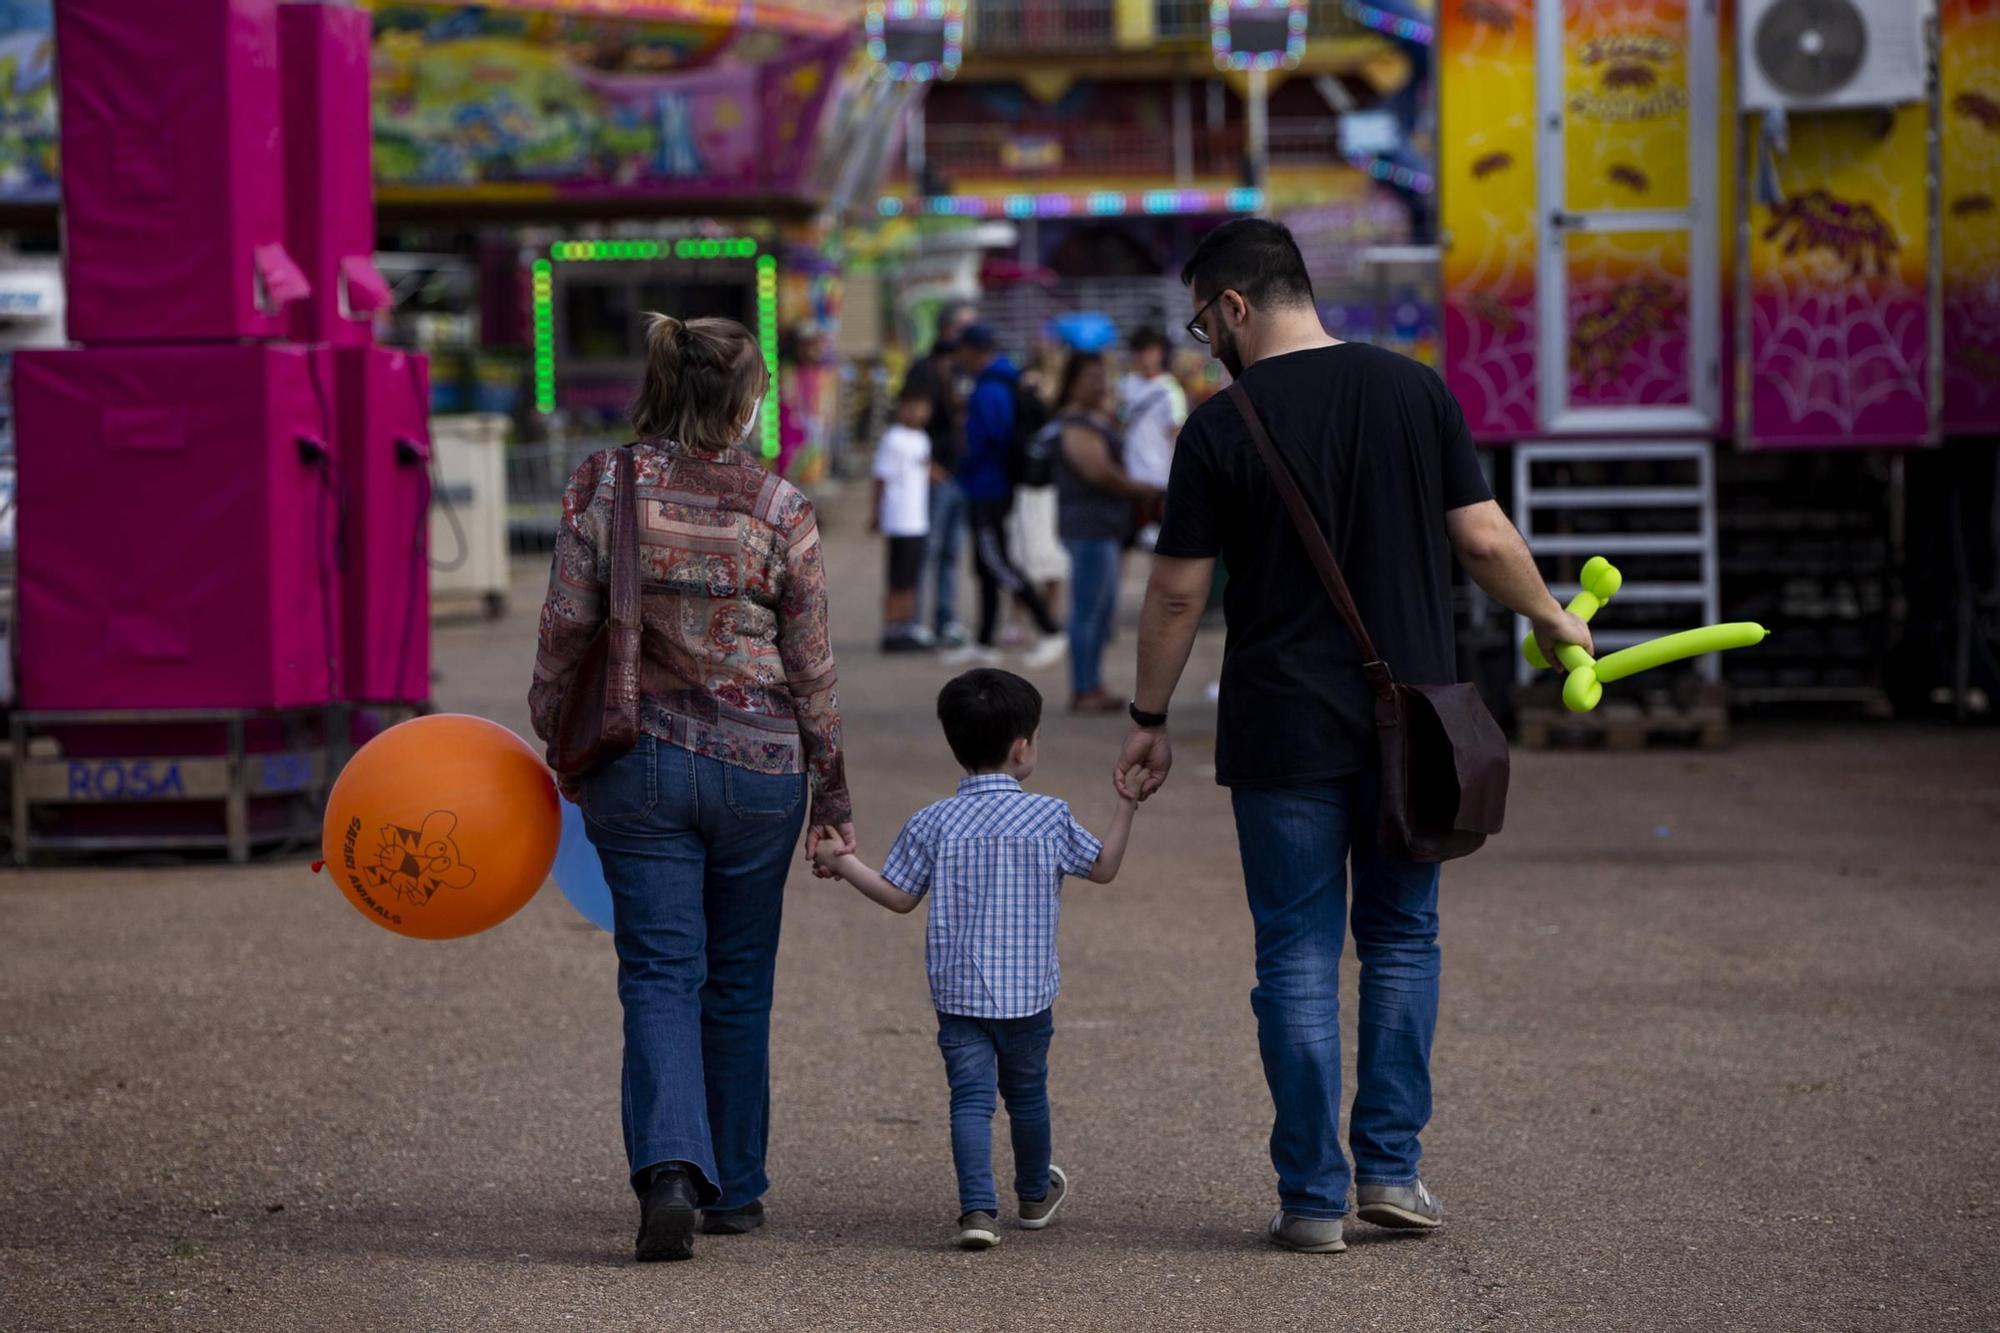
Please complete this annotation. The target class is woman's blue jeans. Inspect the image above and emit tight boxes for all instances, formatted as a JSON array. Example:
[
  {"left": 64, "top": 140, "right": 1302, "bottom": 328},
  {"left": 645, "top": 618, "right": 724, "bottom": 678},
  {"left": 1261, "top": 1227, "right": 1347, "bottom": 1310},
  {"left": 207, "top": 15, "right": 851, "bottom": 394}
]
[
  {"left": 1063, "top": 537, "right": 1121, "bottom": 699},
  {"left": 580, "top": 736, "right": 806, "bottom": 1208},
  {"left": 1230, "top": 774, "right": 1441, "bottom": 1219}
]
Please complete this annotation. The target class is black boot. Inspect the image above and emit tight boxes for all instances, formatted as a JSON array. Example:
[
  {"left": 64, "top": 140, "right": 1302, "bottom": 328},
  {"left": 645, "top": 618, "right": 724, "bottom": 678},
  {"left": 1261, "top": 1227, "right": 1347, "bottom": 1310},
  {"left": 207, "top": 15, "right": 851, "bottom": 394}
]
[
  {"left": 699, "top": 1200, "right": 766, "bottom": 1235},
  {"left": 635, "top": 1164, "right": 699, "bottom": 1262}
]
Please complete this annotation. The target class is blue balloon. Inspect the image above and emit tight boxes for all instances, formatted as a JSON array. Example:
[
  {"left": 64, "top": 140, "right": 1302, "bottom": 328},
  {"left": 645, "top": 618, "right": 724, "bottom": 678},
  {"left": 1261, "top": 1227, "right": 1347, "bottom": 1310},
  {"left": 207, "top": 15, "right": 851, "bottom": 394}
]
[{"left": 550, "top": 798, "right": 616, "bottom": 932}]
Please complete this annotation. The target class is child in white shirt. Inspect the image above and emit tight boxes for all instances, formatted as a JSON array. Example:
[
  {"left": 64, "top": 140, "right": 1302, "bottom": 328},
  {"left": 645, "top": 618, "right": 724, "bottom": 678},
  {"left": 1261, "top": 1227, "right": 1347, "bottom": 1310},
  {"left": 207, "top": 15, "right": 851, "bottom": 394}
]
[{"left": 874, "top": 388, "right": 935, "bottom": 651}]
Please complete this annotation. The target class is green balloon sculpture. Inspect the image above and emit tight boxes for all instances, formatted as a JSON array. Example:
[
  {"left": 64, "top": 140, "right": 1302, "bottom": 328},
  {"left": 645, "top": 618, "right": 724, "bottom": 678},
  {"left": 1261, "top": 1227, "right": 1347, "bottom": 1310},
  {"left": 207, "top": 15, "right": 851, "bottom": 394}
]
[{"left": 1521, "top": 557, "right": 1768, "bottom": 713}]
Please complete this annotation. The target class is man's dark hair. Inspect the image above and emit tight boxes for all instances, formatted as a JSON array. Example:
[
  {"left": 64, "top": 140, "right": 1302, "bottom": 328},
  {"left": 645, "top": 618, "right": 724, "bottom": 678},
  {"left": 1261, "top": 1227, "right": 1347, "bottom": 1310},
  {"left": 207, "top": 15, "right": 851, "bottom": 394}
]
[
  {"left": 1128, "top": 327, "right": 1169, "bottom": 355},
  {"left": 937, "top": 668, "right": 1043, "bottom": 771},
  {"left": 1179, "top": 218, "right": 1316, "bottom": 309}
]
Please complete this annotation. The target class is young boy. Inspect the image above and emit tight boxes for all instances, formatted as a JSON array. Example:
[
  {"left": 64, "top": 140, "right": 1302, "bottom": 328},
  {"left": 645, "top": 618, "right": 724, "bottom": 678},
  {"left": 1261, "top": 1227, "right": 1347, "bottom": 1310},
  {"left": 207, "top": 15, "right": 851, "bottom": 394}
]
[
  {"left": 814, "top": 668, "right": 1141, "bottom": 1249},
  {"left": 874, "top": 387, "right": 935, "bottom": 652}
]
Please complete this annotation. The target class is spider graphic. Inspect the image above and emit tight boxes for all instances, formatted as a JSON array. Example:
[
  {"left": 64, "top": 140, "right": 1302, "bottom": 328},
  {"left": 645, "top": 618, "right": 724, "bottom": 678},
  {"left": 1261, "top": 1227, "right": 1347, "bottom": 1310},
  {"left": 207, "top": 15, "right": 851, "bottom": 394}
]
[
  {"left": 1951, "top": 90, "right": 2000, "bottom": 132},
  {"left": 1952, "top": 193, "right": 1995, "bottom": 218},
  {"left": 1602, "top": 62, "right": 1657, "bottom": 91},
  {"left": 1471, "top": 150, "right": 1514, "bottom": 179},
  {"left": 1459, "top": 0, "right": 1516, "bottom": 34},
  {"left": 1465, "top": 291, "right": 1523, "bottom": 335},
  {"left": 1761, "top": 189, "right": 1901, "bottom": 279},
  {"left": 1569, "top": 282, "right": 1676, "bottom": 386},
  {"left": 1607, "top": 163, "right": 1650, "bottom": 194}
]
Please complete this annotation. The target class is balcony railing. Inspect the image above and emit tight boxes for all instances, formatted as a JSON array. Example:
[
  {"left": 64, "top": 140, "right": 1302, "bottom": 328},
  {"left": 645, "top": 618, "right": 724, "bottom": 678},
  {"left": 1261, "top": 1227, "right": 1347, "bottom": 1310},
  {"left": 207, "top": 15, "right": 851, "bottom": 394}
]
[
  {"left": 1154, "top": 0, "right": 1367, "bottom": 43},
  {"left": 915, "top": 116, "right": 1345, "bottom": 180},
  {"left": 966, "top": 0, "right": 1116, "bottom": 54}
]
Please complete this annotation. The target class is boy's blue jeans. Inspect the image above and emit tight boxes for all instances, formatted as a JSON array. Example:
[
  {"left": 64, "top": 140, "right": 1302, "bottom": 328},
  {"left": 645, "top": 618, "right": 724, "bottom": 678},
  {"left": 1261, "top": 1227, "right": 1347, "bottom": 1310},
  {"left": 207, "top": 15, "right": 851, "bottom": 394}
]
[
  {"left": 1230, "top": 774, "right": 1442, "bottom": 1220},
  {"left": 936, "top": 1007, "right": 1055, "bottom": 1215}
]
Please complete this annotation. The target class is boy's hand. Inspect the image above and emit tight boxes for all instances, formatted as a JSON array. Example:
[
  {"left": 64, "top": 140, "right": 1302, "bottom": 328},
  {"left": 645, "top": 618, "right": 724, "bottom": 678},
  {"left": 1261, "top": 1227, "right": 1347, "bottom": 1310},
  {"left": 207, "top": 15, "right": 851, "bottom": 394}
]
[
  {"left": 812, "top": 843, "right": 847, "bottom": 879},
  {"left": 1117, "top": 765, "right": 1148, "bottom": 806}
]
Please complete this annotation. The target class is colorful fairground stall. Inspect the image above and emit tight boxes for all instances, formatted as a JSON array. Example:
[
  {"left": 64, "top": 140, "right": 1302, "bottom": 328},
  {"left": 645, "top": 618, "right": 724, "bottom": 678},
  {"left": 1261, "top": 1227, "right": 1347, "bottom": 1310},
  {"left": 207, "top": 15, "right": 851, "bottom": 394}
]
[
  {"left": 1437, "top": 0, "right": 1999, "bottom": 728},
  {"left": 365, "top": 0, "right": 914, "bottom": 496}
]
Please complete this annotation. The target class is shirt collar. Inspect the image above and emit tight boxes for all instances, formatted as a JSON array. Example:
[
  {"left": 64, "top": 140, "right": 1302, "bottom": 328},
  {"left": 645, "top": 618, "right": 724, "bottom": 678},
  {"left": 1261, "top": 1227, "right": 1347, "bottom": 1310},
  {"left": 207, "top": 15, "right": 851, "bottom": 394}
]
[{"left": 956, "top": 773, "right": 1024, "bottom": 798}]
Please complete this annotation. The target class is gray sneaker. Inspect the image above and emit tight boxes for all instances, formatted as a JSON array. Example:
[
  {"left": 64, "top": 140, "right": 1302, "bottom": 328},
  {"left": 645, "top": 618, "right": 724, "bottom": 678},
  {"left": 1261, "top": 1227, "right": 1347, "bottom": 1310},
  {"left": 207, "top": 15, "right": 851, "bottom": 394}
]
[
  {"left": 1355, "top": 1179, "right": 1444, "bottom": 1230},
  {"left": 957, "top": 1211, "right": 1001, "bottom": 1250},
  {"left": 1019, "top": 1165, "right": 1069, "bottom": 1230},
  {"left": 1268, "top": 1211, "right": 1346, "bottom": 1253}
]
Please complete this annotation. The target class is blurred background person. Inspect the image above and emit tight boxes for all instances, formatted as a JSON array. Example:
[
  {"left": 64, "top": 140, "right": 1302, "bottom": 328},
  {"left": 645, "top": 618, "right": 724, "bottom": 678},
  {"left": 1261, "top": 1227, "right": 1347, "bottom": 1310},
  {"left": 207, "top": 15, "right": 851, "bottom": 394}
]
[
  {"left": 1120, "top": 327, "right": 1187, "bottom": 551},
  {"left": 873, "top": 384, "right": 935, "bottom": 653},
  {"left": 1008, "top": 335, "right": 1071, "bottom": 643},
  {"left": 901, "top": 300, "right": 978, "bottom": 648},
  {"left": 1055, "top": 350, "right": 1159, "bottom": 712}
]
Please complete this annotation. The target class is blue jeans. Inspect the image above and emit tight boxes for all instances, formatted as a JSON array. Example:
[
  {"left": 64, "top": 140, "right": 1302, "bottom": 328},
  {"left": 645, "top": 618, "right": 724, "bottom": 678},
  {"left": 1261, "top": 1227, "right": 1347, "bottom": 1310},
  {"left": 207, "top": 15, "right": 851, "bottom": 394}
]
[
  {"left": 925, "top": 474, "right": 968, "bottom": 633},
  {"left": 1063, "top": 538, "right": 1121, "bottom": 698},
  {"left": 581, "top": 737, "right": 807, "bottom": 1207},
  {"left": 1230, "top": 775, "right": 1441, "bottom": 1219},
  {"left": 936, "top": 1008, "right": 1055, "bottom": 1215}
]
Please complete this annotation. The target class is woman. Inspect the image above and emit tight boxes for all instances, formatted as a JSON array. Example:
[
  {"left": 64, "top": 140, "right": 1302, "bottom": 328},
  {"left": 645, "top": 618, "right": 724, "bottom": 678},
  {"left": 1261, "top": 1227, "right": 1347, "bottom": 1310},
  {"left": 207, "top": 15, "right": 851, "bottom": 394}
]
[
  {"left": 529, "top": 314, "right": 853, "bottom": 1264},
  {"left": 1007, "top": 337, "right": 1070, "bottom": 636},
  {"left": 1053, "top": 351, "right": 1160, "bottom": 712}
]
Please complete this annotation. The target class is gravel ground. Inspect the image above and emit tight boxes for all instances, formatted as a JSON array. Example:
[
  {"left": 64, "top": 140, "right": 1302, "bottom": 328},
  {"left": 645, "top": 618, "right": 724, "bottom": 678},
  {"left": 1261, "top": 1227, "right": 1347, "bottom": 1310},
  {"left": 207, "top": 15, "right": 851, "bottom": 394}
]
[{"left": 3, "top": 483, "right": 1997, "bottom": 1332}]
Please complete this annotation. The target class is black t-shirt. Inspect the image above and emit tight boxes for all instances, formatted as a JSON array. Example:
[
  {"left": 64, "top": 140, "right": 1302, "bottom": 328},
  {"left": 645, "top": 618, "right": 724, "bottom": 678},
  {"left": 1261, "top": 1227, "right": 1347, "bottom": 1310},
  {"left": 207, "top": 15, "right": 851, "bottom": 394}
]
[
  {"left": 899, "top": 350, "right": 963, "bottom": 472},
  {"left": 1154, "top": 342, "right": 1492, "bottom": 787}
]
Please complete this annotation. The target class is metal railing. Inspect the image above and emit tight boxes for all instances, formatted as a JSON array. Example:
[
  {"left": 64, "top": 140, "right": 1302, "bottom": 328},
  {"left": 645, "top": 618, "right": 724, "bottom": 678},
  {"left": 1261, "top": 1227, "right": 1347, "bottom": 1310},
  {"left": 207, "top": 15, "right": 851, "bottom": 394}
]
[
  {"left": 967, "top": 0, "right": 1116, "bottom": 53},
  {"left": 913, "top": 116, "right": 1338, "bottom": 178}
]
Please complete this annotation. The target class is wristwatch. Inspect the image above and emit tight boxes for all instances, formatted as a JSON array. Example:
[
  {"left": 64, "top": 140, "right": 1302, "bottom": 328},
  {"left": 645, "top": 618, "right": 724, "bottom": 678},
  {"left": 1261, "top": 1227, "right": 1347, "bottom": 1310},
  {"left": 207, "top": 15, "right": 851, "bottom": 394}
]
[{"left": 1128, "top": 702, "right": 1169, "bottom": 729}]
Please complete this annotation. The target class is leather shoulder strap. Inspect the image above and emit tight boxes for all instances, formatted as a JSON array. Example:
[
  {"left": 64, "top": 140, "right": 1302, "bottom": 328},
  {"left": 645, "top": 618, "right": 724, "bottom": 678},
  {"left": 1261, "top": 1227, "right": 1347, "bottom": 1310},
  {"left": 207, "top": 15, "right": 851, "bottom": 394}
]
[
  {"left": 1224, "top": 381, "right": 1394, "bottom": 695},
  {"left": 607, "top": 445, "right": 640, "bottom": 630}
]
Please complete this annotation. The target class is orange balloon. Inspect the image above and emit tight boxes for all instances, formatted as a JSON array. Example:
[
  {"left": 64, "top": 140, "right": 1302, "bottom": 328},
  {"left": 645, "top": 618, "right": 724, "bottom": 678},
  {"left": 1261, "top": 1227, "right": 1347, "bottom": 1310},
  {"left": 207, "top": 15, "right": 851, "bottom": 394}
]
[{"left": 320, "top": 714, "right": 560, "bottom": 940}]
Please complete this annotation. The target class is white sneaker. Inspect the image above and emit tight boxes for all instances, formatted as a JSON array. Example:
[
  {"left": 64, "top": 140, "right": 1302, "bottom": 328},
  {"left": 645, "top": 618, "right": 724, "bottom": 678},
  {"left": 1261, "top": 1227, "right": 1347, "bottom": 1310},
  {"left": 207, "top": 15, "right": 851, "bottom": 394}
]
[
  {"left": 941, "top": 644, "right": 1002, "bottom": 667},
  {"left": 1022, "top": 633, "right": 1068, "bottom": 671}
]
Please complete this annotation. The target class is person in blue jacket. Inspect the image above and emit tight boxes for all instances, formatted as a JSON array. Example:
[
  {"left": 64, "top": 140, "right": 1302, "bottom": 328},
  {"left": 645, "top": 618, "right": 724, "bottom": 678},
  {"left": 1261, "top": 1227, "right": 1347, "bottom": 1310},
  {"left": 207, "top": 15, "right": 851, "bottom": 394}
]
[{"left": 953, "top": 325, "right": 1066, "bottom": 669}]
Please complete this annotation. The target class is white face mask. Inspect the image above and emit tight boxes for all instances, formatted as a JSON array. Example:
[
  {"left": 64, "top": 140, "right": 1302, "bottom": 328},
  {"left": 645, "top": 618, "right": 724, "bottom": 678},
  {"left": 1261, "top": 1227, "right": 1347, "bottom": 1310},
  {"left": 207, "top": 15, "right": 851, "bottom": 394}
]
[{"left": 737, "top": 399, "right": 762, "bottom": 448}]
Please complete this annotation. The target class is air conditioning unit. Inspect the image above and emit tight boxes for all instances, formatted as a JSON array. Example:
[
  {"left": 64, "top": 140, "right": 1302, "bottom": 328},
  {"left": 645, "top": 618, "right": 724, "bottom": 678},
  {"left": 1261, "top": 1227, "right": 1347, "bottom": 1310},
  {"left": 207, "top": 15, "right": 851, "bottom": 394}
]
[{"left": 1739, "top": 0, "right": 1928, "bottom": 113}]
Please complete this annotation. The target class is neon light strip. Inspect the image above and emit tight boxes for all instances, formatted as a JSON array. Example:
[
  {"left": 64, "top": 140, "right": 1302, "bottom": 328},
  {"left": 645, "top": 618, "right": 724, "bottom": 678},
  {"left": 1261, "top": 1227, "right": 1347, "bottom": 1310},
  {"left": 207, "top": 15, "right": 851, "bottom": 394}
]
[
  {"left": 866, "top": 0, "right": 964, "bottom": 83},
  {"left": 531, "top": 260, "right": 556, "bottom": 415},
  {"left": 1349, "top": 155, "right": 1434, "bottom": 193},
  {"left": 1210, "top": 0, "right": 1308, "bottom": 72},
  {"left": 878, "top": 187, "right": 1264, "bottom": 220},
  {"left": 755, "top": 255, "right": 781, "bottom": 461},
  {"left": 1339, "top": 1, "right": 1433, "bottom": 44}
]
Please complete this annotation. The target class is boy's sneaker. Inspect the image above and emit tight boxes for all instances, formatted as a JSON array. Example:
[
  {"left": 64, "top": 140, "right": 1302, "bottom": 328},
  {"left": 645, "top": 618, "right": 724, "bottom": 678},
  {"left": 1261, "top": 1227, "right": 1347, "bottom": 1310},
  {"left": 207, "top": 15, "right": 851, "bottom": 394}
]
[
  {"left": 957, "top": 1211, "right": 1001, "bottom": 1250},
  {"left": 1355, "top": 1179, "right": 1443, "bottom": 1230},
  {"left": 941, "top": 644, "right": 1002, "bottom": 667},
  {"left": 1267, "top": 1211, "right": 1346, "bottom": 1254},
  {"left": 1022, "top": 633, "right": 1068, "bottom": 670},
  {"left": 1018, "top": 1165, "right": 1069, "bottom": 1229}
]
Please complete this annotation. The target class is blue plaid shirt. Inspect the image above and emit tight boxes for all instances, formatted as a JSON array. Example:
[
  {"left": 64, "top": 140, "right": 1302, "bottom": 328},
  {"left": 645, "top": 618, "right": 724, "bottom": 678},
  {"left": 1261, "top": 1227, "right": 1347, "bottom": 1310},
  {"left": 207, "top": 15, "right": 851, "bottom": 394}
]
[{"left": 881, "top": 774, "right": 1104, "bottom": 1019}]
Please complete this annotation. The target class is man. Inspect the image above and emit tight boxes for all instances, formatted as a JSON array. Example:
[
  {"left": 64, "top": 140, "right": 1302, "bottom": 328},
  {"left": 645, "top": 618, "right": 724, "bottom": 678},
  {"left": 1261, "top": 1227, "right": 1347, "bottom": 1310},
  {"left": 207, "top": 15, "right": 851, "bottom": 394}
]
[
  {"left": 900, "top": 300, "right": 977, "bottom": 646},
  {"left": 953, "top": 325, "right": 1066, "bottom": 669},
  {"left": 1118, "top": 326, "right": 1187, "bottom": 497},
  {"left": 1115, "top": 219, "right": 1592, "bottom": 1254}
]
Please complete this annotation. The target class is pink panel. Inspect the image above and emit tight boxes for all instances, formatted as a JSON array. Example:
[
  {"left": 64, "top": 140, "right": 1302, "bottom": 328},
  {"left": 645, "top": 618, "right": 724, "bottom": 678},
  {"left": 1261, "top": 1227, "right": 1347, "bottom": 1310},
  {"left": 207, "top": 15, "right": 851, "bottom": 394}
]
[
  {"left": 281, "top": 2, "right": 380, "bottom": 347},
  {"left": 333, "top": 345, "right": 432, "bottom": 703},
  {"left": 12, "top": 345, "right": 339, "bottom": 709},
  {"left": 55, "top": 0, "right": 301, "bottom": 343}
]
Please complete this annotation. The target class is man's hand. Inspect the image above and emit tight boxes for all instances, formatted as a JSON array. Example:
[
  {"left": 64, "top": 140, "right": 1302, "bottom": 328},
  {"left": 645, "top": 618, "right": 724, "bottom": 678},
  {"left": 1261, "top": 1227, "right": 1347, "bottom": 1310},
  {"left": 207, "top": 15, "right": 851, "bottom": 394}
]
[
  {"left": 1115, "top": 726, "right": 1172, "bottom": 801},
  {"left": 804, "top": 822, "right": 857, "bottom": 879},
  {"left": 1531, "top": 608, "right": 1596, "bottom": 672}
]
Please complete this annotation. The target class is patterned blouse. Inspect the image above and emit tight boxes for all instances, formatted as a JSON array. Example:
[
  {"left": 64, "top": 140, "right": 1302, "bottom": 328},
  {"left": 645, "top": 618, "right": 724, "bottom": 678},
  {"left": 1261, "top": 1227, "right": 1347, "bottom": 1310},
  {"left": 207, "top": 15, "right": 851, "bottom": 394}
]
[{"left": 528, "top": 440, "right": 851, "bottom": 827}]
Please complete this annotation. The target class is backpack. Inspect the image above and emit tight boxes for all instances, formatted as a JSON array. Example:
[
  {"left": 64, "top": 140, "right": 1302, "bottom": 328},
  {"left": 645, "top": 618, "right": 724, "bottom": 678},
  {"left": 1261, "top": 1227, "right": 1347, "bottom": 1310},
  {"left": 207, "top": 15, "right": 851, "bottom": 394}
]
[{"left": 1008, "top": 383, "right": 1057, "bottom": 488}]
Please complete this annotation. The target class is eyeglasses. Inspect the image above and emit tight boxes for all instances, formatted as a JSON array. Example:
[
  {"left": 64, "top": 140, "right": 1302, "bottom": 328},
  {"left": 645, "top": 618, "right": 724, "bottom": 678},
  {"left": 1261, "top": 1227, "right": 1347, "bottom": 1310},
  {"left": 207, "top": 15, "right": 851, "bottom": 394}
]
[{"left": 1185, "top": 290, "right": 1228, "bottom": 345}]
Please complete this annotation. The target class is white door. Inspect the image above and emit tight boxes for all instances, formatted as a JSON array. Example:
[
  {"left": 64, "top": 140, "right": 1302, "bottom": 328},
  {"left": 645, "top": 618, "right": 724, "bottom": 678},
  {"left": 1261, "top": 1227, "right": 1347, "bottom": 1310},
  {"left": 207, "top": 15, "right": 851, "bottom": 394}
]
[{"left": 1536, "top": 0, "right": 1719, "bottom": 434}]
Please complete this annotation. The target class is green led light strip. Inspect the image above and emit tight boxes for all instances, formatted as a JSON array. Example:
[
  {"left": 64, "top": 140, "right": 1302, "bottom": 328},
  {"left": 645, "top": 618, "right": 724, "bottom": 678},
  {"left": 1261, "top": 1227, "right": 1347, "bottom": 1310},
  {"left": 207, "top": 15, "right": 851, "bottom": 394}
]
[
  {"left": 533, "top": 238, "right": 779, "bottom": 460},
  {"left": 531, "top": 259, "right": 556, "bottom": 415},
  {"left": 755, "top": 254, "right": 781, "bottom": 461}
]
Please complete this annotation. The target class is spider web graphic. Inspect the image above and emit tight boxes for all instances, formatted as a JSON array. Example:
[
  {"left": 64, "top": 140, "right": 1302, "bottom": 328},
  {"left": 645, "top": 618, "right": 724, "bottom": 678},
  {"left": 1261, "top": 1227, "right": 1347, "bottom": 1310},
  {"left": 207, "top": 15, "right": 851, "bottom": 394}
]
[
  {"left": 1442, "top": 0, "right": 1539, "bottom": 437},
  {"left": 1749, "top": 107, "right": 1932, "bottom": 443}
]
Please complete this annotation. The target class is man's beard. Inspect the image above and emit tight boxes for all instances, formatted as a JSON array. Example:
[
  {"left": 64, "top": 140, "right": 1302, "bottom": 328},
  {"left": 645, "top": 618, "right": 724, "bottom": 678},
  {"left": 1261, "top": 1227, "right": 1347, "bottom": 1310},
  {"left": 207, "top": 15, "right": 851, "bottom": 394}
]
[{"left": 1215, "top": 325, "right": 1245, "bottom": 380}]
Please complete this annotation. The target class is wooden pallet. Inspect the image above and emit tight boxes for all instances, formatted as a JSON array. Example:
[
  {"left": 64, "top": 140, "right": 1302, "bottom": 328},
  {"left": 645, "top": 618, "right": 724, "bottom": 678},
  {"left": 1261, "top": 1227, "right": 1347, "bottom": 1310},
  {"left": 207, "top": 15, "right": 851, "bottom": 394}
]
[{"left": 1515, "top": 684, "right": 1731, "bottom": 751}]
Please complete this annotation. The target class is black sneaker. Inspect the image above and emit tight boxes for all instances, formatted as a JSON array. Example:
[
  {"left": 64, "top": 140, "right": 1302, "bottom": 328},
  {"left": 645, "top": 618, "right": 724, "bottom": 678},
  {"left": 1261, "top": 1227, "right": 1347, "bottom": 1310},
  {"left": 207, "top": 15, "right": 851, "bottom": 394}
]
[
  {"left": 700, "top": 1200, "right": 766, "bottom": 1235},
  {"left": 957, "top": 1210, "right": 1001, "bottom": 1250},
  {"left": 635, "top": 1165, "right": 699, "bottom": 1262}
]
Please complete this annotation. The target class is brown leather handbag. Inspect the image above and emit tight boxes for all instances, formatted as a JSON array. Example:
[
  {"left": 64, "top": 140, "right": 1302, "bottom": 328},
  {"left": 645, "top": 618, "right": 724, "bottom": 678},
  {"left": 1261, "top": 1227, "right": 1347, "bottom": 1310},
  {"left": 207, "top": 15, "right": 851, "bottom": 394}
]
[
  {"left": 1226, "top": 383, "right": 1508, "bottom": 862},
  {"left": 552, "top": 445, "right": 643, "bottom": 777}
]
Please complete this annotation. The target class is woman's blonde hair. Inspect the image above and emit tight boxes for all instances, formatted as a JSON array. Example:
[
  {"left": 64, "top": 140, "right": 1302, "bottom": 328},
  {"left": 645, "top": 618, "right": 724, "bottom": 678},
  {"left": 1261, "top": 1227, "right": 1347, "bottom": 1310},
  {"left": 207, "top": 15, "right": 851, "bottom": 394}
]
[{"left": 631, "top": 313, "right": 770, "bottom": 453}]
